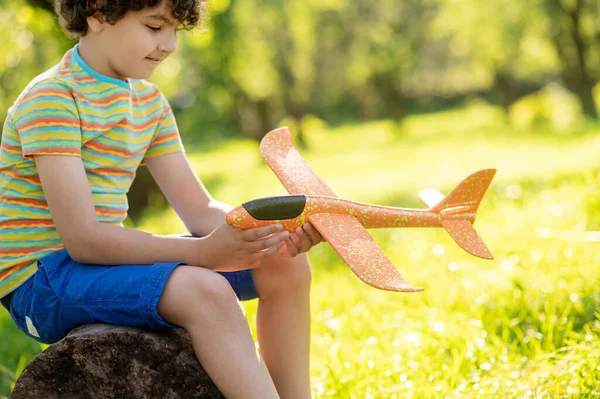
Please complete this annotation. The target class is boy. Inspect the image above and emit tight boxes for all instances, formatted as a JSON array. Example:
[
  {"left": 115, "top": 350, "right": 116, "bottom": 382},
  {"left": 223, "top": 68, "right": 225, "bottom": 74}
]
[{"left": 0, "top": 1, "right": 321, "bottom": 398}]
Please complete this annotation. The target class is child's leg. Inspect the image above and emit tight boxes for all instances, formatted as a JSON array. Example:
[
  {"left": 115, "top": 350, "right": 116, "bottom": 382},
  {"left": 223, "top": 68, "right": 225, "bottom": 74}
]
[
  {"left": 251, "top": 254, "right": 312, "bottom": 399},
  {"left": 6, "top": 249, "right": 279, "bottom": 398},
  {"left": 157, "top": 266, "right": 279, "bottom": 399}
]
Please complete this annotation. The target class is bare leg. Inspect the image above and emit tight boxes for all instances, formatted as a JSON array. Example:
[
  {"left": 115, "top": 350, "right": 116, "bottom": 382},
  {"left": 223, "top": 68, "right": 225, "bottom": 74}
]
[
  {"left": 158, "top": 266, "right": 279, "bottom": 399},
  {"left": 252, "top": 254, "right": 312, "bottom": 399}
]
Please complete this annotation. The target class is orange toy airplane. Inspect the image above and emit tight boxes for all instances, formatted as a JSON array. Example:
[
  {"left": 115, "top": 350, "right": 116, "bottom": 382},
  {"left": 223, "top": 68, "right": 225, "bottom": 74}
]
[{"left": 226, "top": 127, "right": 496, "bottom": 293}]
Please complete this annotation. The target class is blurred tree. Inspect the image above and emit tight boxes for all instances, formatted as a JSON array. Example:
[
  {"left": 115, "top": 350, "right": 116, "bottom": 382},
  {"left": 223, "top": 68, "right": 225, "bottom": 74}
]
[
  {"left": 3, "top": 0, "right": 599, "bottom": 220},
  {"left": 25, "top": 0, "right": 54, "bottom": 14},
  {"left": 542, "top": 0, "right": 599, "bottom": 119},
  {"left": 431, "top": 0, "right": 557, "bottom": 110},
  {"left": 174, "top": 0, "right": 444, "bottom": 140},
  {"left": 6, "top": 0, "right": 599, "bottom": 134},
  {"left": 0, "top": 0, "right": 71, "bottom": 123}
]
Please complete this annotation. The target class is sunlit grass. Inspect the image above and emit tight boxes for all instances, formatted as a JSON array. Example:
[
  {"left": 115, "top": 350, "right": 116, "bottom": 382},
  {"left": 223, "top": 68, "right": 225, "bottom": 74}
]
[{"left": 1, "top": 104, "right": 599, "bottom": 397}]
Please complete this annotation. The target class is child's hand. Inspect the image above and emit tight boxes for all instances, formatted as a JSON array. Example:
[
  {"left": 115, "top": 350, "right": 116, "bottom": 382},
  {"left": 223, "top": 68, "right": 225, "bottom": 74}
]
[
  {"left": 202, "top": 223, "right": 289, "bottom": 271},
  {"left": 277, "top": 223, "right": 323, "bottom": 258}
]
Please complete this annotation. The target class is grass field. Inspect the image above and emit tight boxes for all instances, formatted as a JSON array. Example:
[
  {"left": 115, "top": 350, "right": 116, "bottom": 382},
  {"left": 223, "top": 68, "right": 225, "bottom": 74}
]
[{"left": 1, "top": 104, "right": 599, "bottom": 398}]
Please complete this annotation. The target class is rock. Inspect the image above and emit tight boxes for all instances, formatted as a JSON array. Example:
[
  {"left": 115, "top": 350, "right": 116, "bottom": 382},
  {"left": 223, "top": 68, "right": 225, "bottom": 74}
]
[{"left": 11, "top": 324, "right": 224, "bottom": 399}]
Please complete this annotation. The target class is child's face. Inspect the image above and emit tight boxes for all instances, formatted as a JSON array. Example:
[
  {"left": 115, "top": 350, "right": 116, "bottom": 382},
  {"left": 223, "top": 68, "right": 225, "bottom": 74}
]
[{"left": 89, "top": 0, "right": 179, "bottom": 80}]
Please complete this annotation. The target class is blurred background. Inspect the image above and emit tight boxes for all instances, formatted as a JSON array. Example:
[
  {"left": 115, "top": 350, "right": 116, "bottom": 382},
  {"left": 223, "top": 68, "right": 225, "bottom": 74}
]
[{"left": 1, "top": 0, "right": 599, "bottom": 397}]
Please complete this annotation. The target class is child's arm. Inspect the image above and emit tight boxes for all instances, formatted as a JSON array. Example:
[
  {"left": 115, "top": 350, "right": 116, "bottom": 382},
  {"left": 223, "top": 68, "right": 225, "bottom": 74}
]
[
  {"left": 145, "top": 151, "right": 323, "bottom": 258},
  {"left": 34, "top": 154, "right": 289, "bottom": 270},
  {"left": 144, "top": 151, "right": 231, "bottom": 237}
]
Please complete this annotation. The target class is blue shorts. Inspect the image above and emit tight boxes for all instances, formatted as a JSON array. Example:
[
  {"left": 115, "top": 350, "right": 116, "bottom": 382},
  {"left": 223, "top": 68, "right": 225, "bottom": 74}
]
[{"left": 5, "top": 247, "right": 258, "bottom": 344}]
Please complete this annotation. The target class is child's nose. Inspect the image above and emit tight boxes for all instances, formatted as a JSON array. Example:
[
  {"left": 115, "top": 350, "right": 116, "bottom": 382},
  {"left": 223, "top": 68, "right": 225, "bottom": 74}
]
[{"left": 158, "top": 31, "right": 177, "bottom": 54}]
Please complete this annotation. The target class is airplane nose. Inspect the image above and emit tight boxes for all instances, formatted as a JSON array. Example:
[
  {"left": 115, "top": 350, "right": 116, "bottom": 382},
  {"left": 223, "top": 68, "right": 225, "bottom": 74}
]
[
  {"left": 242, "top": 195, "right": 306, "bottom": 221},
  {"left": 225, "top": 206, "right": 252, "bottom": 229}
]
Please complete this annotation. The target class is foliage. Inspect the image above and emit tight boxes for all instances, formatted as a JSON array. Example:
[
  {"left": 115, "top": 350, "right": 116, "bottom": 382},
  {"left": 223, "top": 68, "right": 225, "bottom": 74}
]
[{"left": 2, "top": 0, "right": 600, "bottom": 144}]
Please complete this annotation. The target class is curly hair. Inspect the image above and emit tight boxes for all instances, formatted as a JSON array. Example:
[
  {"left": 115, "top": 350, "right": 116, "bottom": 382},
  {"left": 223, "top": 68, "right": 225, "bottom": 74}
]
[{"left": 55, "top": 0, "right": 207, "bottom": 39}]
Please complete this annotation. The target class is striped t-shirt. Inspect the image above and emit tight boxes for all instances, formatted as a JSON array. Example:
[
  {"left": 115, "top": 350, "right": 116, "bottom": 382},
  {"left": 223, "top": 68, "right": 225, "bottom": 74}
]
[{"left": 0, "top": 44, "right": 184, "bottom": 299}]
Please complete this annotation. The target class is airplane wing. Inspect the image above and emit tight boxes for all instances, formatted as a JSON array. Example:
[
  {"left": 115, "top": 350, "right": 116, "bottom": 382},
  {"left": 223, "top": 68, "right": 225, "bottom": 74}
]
[
  {"left": 260, "top": 127, "right": 337, "bottom": 197},
  {"left": 309, "top": 213, "right": 422, "bottom": 292},
  {"left": 261, "top": 127, "right": 421, "bottom": 293}
]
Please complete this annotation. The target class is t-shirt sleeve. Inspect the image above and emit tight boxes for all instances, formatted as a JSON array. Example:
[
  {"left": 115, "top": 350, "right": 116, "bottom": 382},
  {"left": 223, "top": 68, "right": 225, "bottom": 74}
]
[
  {"left": 12, "top": 79, "right": 82, "bottom": 158},
  {"left": 143, "top": 92, "right": 185, "bottom": 160}
]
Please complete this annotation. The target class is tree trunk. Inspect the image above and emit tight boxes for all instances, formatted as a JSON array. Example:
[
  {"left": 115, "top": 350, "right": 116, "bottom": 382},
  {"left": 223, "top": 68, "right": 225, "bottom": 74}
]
[
  {"left": 574, "top": 83, "right": 598, "bottom": 119},
  {"left": 547, "top": 0, "right": 598, "bottom": 119},
  {"left": 568, "top": 0, "right": 598, "bottom": 119},
  {"left": 126, "top": 165, "right": 168, "bottom": 224},
  {"left": 25, "top": 0, "right": 54, "bottom": 14}
]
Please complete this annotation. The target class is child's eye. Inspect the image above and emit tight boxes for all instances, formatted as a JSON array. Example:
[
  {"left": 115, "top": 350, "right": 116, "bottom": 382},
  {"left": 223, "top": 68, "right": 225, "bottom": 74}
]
[{"left": 146, "top": 25, "right": 161, "bottom": 32}]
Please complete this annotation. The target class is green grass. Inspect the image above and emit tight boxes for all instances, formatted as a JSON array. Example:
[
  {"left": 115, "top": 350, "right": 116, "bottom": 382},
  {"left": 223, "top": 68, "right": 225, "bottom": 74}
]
[{"left": 1, "top": 103, "right": 599, "bottom": 397}]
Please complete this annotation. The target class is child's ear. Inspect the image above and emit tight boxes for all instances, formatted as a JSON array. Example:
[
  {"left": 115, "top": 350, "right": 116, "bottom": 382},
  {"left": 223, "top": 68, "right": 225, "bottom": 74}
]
[{"left": 86, "top": 11, "right": 106, "bottom": 33}]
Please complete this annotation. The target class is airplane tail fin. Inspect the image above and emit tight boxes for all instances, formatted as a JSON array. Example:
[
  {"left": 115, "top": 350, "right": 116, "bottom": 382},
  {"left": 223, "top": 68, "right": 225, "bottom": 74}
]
[
  {"left": 440, "top": 220, "right": 493, "bottom": 259},
  {"left": 419, "top": 169, "right": 496, "bottom": 260}
]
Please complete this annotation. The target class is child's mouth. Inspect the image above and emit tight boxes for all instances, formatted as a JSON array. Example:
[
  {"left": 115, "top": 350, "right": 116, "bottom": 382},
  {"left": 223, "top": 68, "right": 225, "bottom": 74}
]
[{"left": 145, "top": 57, "right": 161, "bottom": 66}]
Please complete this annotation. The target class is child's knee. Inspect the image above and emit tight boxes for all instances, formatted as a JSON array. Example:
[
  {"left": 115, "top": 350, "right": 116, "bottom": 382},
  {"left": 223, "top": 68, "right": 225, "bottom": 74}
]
[
  {"left": 254, "top": 254, "right": 312, "bottom": 299},
  {"left": 287, "top": 254, "right": 312, "bottom": 288},
  {"left": 158, "top": 266, "right": 240, "bottom": 326}
]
